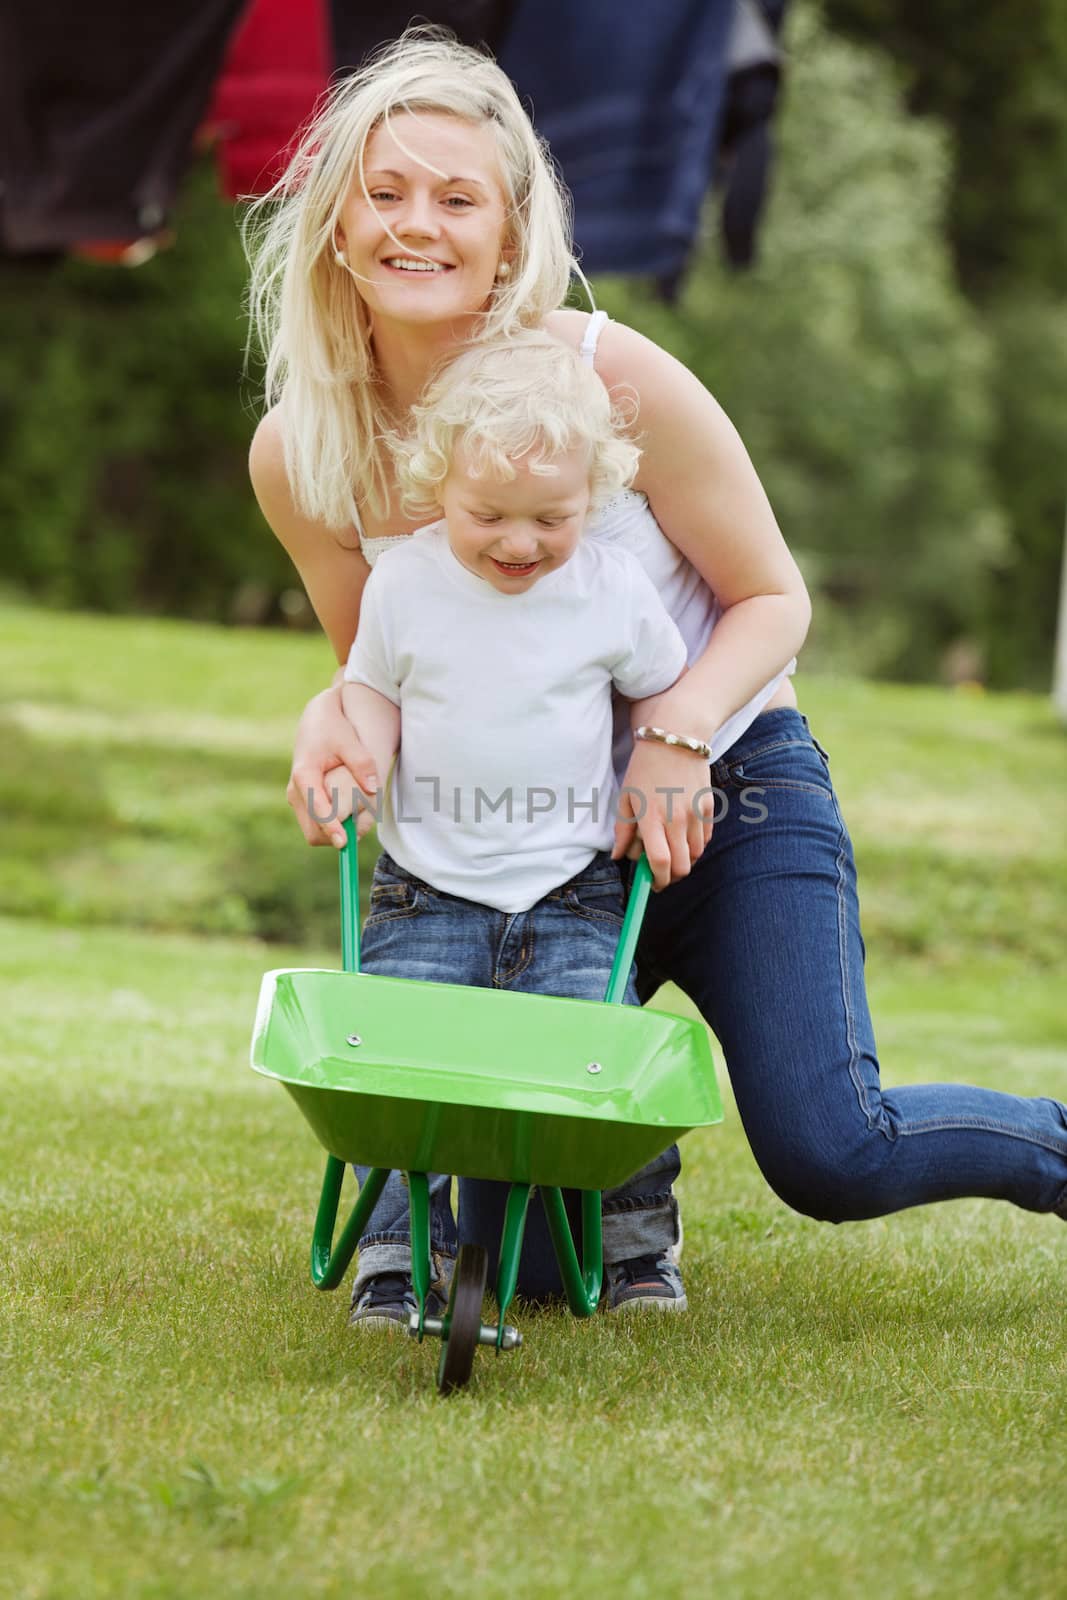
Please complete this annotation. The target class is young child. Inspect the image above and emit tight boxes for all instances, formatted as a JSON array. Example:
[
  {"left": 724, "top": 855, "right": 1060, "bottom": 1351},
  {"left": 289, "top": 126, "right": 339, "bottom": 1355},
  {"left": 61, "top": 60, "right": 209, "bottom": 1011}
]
[{"left": 341, "top": 330, "right": 691, "bottom": 1326}]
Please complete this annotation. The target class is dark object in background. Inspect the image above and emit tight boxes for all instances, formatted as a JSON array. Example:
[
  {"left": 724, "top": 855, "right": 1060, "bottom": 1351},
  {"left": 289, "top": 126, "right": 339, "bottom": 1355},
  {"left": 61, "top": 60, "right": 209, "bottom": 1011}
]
[
  {"left": 0, "top": 0, "right": 514, "bottom": 257},
  {"left": 204, "top": 1, "right": 515, "bottom": 204},
  {"left": 499, "top": 0, "right": 735, "bottom": 282},
  {"left": 3, "top": 0, "right": 786, "bottom": 285},
  {"left": 718, "top": 0, "right": 786, "bottom": 268},
  {"left": 1, "top": 0, "right": 246, "bottom": 254},
  {"left": 655, "top": 0, "right": 787, "bottom": 300},
  {"left": 330, "top": 0, "right": 515, "bottom": 71},
  {"left": 203, "top": 0, "right": 330, "bottom": 198}
]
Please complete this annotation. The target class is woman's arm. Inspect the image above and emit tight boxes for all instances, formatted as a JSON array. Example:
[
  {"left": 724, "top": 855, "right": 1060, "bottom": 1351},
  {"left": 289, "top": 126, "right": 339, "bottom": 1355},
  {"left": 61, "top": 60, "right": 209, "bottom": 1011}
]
[
  {"left": 249, "top": 407, "right": 381, "bottom": 846},
  {"left": 249, "top": 407, "right": 371, "bottom": 663},
  {"left": 595, "top": 318, "right": 812, "bottom": 734},
  {"left": 339, "top": 683, "right": 400, "bottom": 839},
  {"left": 548, "top": 312, "right": 812, "bottom": 887}
]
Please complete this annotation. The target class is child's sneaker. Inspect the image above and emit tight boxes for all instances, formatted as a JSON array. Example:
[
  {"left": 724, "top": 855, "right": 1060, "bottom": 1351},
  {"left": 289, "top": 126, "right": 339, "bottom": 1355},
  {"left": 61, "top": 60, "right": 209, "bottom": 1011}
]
[
  {"left": 605, "top": 1253, "right": 687, "bottom": 1312},
  {"left": 348, "top": 1272, "right": 445, "bottom": 1331}
]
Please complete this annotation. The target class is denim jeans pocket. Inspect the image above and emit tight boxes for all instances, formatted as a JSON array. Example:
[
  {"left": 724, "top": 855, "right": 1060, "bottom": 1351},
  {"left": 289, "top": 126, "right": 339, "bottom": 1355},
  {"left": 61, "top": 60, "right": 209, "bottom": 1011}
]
[
  {"left": 562, "top": 878, "right": 626, "bottom": 927},
  {"left": 366, "top": 855, "right": 424, "bottom": 924},
  {"left": 803, "top": 721, "right": 832, "bottom": 767},
  {"left": 365, "top": 880, "right": 421, "bottom": 924},
  {"left": 727, "top": 737, "right": 834, "bottom": 799}
]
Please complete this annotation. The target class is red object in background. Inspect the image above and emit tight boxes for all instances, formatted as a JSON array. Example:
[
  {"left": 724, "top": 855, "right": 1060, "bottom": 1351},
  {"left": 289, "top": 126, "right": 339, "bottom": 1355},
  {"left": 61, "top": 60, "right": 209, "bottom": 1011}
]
[{"left": 201, "top": 0, "right": 330, "bottom": 198}]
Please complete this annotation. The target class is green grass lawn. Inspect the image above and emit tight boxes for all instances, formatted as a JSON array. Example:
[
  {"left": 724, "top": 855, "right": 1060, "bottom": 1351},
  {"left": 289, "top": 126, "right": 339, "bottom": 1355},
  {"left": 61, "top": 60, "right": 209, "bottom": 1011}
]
[
  {"left": 1, "top": 602, "right": 1065, "bottom": 1598},
  {"left": 2, "top": 600, "right": 1063, "bottom": 962}
]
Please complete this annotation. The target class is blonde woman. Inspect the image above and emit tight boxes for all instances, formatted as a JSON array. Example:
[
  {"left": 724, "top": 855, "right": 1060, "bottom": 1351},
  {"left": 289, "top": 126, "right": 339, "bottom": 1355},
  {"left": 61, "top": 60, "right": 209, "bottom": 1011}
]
[{"left": 247, "top": 30, "right": 1067, "bottom": 1321}]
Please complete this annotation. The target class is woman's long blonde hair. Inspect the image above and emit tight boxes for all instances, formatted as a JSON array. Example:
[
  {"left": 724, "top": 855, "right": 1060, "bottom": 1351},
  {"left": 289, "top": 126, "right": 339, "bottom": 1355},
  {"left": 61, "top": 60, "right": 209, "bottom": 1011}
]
[{"left": 243, "top": 27, "right": 578, "bottom": 530}]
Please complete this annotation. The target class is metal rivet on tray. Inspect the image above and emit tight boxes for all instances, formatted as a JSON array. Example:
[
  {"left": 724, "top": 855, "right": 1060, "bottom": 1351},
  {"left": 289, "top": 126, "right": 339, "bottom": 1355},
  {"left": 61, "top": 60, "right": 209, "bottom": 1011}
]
[
  {"left": 586, "top": 1062, "right": 603, "bottom": 1075},
  {"left": 346, "top": 1034, "right": 362, "bottom": 1047}
]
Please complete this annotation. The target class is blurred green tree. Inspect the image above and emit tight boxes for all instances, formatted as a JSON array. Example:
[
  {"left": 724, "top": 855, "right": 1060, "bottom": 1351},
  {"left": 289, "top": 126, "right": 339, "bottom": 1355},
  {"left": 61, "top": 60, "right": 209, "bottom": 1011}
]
[
  {"left": 0, "top": 163, "right": 293, "bottom": 621},
  {"left": 822, "top": 0, "right": 1067, "bottom": 299},
  {"left": 980, "top": 299, "right": 1067, "bottom": 686},
  {"left": 820, "top": 0, "right": 1067, "bottom": 684}
]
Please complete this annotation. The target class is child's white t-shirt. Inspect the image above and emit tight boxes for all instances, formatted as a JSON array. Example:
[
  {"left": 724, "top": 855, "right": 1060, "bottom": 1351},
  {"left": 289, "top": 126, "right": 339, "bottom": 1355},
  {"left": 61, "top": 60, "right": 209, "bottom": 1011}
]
[{"left": 344, "top": 524, "right": 688, "bottom": 913}]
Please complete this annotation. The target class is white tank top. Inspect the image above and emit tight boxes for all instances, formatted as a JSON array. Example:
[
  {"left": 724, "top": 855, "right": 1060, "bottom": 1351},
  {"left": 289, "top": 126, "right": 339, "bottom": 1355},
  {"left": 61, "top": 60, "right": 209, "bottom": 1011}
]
[{"left": 355, "top": 310, "right": 795, "bottom": 762}]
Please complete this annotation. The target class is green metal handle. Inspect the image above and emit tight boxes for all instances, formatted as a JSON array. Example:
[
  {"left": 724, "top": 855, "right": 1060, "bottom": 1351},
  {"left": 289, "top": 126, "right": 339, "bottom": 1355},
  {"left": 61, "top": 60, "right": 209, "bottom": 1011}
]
[
  {"left": 604, "top": 856, "right": 653, "bottom": 1004},
  {"left": 340, "top": 816, "right": 361, "bottom": 973},
  {"left": 340, "top": 819, "right": 652, "bottom": 1002}
]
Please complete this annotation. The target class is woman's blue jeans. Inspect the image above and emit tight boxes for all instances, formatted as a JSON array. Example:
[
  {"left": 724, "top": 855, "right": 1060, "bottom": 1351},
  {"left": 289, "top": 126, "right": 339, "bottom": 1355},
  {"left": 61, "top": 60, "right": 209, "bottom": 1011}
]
[
  {"left": 635, "top": 708, "right": 1067, "bottom": 1225},
  {"left": 352, "top": 851, "right": 680, "bottom": 1301},
  {"left": 354, "top": 708, "right": 1067, "bottom": 1299}
]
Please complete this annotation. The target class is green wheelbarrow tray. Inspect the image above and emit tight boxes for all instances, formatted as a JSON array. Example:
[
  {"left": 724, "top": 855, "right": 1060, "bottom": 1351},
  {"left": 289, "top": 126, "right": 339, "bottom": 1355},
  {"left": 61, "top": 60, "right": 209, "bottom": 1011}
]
[
  {"left": 250, "top": 819, "right": 721, "bottom": 1390},
  {"left": 252, "top": 964, "right": 720, "bottom": 1191}
]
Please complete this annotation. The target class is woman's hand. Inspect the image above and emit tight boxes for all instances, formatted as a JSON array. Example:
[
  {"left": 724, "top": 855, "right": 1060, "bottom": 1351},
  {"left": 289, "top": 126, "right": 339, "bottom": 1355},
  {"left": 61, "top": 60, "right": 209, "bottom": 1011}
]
[
  {"left": 612, "top": 738, "right": 715, "bottom": 890},
  {"left": 287, "top": 685, "right": 381, "bottom": 848}
]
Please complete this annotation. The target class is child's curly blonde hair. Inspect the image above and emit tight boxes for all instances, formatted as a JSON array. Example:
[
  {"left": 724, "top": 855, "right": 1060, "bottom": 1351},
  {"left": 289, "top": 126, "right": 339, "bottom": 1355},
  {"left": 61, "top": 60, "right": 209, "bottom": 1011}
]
[{"left": 392, "top": 331, "right": 641, "bottom": 518}]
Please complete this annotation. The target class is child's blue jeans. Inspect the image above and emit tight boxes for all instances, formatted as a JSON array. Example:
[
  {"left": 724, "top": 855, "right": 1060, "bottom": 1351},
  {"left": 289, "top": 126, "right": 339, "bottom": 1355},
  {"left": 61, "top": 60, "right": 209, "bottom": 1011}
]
[{"left": 352, "top": 850, "right": 680, "bottom": 1300}]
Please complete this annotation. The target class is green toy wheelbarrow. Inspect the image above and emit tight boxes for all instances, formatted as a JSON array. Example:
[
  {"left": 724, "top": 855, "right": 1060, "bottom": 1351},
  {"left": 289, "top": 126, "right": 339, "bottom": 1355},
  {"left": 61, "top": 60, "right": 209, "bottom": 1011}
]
[{"left": 250, "top": 819, "right": 722, "bottom": 1393}]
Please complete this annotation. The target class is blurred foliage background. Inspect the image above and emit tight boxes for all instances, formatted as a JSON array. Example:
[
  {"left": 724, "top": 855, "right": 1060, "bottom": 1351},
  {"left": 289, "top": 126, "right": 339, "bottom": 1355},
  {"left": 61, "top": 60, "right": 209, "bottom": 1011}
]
[{"left": 1, "top": 1, "right": 1064, "bottom": 687}]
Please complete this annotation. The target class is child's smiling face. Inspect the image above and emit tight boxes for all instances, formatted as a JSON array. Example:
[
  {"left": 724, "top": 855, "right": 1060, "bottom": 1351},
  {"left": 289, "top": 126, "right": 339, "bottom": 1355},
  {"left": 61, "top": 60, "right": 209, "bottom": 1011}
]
[{"left": 440, "top": 445, "right": 592, "bottom": 593}]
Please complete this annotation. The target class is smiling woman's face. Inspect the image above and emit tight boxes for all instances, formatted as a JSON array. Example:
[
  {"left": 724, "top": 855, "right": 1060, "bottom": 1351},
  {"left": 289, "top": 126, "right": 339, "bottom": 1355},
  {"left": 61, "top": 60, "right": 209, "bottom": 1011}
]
[{"left": 336, "top": 111, "right": 512, "bottom": 330}]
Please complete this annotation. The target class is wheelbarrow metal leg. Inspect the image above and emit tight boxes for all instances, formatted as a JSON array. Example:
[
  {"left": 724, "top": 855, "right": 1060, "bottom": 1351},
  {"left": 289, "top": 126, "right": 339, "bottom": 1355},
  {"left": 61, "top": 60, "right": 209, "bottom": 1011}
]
[
  {"left": 540, "top": 1186, "right": 602, "bottom": 1318},
  {"left": 495, "top": 1182, "right": 532, "bottom": 1349},
  {"left": 310, "top": 1158, "right": 389, "bottom": 1290},
  {"left": 407, "top": 1170, "right": 433, "bottom": 1338}
]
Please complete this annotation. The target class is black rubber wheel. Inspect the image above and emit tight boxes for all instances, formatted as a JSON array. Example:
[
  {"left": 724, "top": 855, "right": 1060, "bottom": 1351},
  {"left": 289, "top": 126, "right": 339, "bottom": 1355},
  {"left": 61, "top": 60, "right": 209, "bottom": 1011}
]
[{"left": 436, "top": 1243, "right": 488, "bottom": 1395}]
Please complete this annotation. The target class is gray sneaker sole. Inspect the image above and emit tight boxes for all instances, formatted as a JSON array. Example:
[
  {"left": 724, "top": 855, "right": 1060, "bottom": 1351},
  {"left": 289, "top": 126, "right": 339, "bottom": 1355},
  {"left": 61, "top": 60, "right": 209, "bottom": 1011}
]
[
  {"left": 348, "top": 1309, "right": 411, "bottom": 1331},
  {"left": 348, "top": 1290, "right": 446, "bottom": 1331},
  {"left": 608, "top": 1291, "right": 688, "bottom": 1314}
]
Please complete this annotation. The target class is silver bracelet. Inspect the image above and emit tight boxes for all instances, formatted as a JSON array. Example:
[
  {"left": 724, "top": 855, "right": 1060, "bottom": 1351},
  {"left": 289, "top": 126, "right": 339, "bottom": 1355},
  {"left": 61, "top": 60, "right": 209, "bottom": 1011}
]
[{"left": 633, "top": 725, "right": 713, "bottom": 761}]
